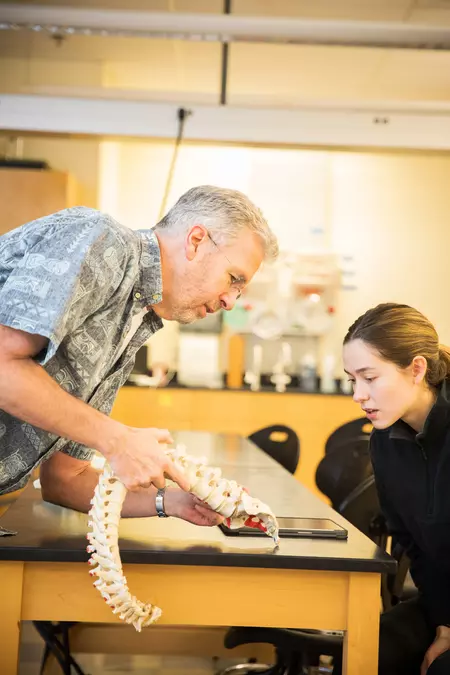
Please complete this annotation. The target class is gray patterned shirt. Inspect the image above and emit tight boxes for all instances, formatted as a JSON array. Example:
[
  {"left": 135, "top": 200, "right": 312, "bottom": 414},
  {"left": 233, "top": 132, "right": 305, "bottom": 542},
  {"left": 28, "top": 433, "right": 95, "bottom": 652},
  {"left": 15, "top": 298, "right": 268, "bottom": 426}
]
[{"left": 0, "top": 206, "right": 163, "bottom": 495}]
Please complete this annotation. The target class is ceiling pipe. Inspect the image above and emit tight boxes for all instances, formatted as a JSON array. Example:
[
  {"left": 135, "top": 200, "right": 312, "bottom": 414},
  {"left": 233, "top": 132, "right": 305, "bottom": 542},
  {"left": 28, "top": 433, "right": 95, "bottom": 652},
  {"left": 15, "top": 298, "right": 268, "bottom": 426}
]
[{"left": 1, "top": 4, "right": 450, "bottom": 50}]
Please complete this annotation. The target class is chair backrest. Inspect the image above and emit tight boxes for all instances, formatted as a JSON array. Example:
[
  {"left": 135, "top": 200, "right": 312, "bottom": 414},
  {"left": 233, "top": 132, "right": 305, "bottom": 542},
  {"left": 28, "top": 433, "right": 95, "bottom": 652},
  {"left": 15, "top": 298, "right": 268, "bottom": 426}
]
[
  {"left": 248, "top": 424, "right": 300, "bottom": 474},
  {"left": 315, "top": 436, "right": 372, "bottom": 508},
  {"left": 338, "top": 474, "right": 386, "bottom": 545},
  {"left": 325, "top": 417, "right": 372, "bottom": 455},
  {"left": 381, "top": 540, "right": 414, "bottom": 612}
]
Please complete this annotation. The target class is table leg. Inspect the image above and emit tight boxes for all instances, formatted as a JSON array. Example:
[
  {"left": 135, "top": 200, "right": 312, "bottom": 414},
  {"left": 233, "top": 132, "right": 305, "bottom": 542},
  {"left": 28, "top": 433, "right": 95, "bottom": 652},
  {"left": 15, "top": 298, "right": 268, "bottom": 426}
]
[
  {"left": 342, "top": 572, "right": 380, "bottom": 675},
  {"left": 2, "top": 561, "right": 24, "bottom": 675}
]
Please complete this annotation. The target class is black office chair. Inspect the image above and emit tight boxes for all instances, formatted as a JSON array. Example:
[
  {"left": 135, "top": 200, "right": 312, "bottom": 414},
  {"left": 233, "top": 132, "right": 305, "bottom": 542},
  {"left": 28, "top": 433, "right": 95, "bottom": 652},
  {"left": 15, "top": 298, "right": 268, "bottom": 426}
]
[
  {"left": 316, "top": 437, "right": 387, "bottom": 550},
  {"left": 248, "top": 425, "right": 300, "bottom": 475},
  {"left": 381, "top": 539, "right": 417, "bottom": 612},
  {"left": 34, "top": 621, "right": 88, "bottom": 675},
  {"left": 339, "top": 474, "right": 387, "bottom": 548},
  {"left": 218, "top": 627, "right": 342, "bottom": 675},
  {"left": 217, "top": 475, "right": 391, "bottom": 675},
  {"left": 325, "top": 417, "right": 372, "bottom": 455},
  {"left": 315, "top": 436, "right": 372, "bottom": 510},
  {"left": 316, "top": 437, "right": 388, "bottom": 549}
]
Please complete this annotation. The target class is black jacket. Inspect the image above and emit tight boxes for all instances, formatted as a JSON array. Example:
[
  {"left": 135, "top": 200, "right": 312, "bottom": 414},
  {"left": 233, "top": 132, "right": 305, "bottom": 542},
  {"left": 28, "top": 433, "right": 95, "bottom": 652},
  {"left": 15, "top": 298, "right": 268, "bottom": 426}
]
[{"left": 371, "top": 380, "right": 450, "bottom": 628}]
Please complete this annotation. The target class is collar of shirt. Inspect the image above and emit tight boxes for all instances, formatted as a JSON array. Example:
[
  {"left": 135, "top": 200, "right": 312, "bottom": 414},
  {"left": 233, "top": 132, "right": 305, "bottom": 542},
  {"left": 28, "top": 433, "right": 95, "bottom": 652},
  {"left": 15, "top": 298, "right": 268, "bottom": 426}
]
[
  {"left": 389, "top": 379, "right": 450, "bottom": 448},
  {"left": 134, "top": 229, "right": 163, "bottom": 307}
]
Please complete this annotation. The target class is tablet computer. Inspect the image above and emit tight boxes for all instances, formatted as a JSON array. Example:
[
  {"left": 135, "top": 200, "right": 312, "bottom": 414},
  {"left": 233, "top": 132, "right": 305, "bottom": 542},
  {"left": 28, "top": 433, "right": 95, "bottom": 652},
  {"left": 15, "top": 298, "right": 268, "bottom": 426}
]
[{"left": 219, "top": 516, "right": 348, "bottom": 540}]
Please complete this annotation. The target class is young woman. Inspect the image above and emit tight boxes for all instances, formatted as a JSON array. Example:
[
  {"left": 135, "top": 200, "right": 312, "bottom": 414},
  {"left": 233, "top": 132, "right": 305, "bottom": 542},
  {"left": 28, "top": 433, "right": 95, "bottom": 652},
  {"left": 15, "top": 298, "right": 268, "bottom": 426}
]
[{"left": 341, "top": 303, "right": 450, "bottom": 675}]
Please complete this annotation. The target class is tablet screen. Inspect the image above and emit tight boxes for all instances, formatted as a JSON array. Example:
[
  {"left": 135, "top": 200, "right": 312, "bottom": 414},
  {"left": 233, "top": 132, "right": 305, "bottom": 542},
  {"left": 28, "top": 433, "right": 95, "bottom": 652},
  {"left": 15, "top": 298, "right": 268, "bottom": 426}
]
[{"left": 219, "top": 516, "right": 348, "bottom": 539}]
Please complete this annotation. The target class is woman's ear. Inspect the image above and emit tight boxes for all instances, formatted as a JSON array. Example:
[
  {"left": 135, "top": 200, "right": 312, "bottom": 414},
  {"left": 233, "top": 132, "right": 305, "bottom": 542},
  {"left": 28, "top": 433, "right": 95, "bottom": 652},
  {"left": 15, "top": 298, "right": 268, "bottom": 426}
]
[{"left": 411, "top": 355, "right": 427, "bottom": 384}]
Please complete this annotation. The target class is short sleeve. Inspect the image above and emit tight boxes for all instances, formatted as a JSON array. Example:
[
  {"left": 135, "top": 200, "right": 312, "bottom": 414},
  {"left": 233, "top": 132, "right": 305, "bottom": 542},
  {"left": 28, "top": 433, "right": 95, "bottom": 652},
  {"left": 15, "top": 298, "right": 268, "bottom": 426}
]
[
  {"left": 59, "top": 441, "right": 95, "bottom": 463},
  {"left": 0, "top": 208, "right": 129, "bottom": 365}
]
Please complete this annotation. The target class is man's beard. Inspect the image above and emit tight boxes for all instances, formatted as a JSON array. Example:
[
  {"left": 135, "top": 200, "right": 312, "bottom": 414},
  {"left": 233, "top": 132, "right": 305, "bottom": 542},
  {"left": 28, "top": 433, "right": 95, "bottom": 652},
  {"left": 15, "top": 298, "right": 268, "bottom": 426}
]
[
  {"left": 175, "top": 309, "right": 199, "bottom": 324},
  {"left": 169, "top": 297, "right": 201, "bottom": 324},
  {"left": 169, "top": 276, "right": 205, "bottom": 324}
]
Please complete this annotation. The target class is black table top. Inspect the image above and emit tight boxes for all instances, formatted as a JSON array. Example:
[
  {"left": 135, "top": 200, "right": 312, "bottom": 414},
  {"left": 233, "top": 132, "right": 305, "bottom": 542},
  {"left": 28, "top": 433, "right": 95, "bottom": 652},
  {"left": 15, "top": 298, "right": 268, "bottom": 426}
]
[{"left": 0, "top": 431, "right": 395, "bottom": 574}]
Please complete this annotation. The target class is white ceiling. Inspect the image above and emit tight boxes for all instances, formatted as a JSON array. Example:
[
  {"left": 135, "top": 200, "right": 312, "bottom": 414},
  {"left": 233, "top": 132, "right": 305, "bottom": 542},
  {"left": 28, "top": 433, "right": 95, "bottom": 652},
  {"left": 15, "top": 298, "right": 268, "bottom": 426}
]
[{"left": 2, "top": 0, "right": 450, "bottom": 106}]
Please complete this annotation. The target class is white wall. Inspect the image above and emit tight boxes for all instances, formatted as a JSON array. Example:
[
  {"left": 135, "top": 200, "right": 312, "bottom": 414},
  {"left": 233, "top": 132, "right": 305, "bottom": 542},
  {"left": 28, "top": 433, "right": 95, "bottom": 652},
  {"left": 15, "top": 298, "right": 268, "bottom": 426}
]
[
  {"left": 99, "top": 140, "right": 330, "bottom": 245},
  {"left": 328, "top": 151, "right": 450, "bottom": 372},
  {"left": 98, "top": 140, "right": 450, "bottom": 375}
]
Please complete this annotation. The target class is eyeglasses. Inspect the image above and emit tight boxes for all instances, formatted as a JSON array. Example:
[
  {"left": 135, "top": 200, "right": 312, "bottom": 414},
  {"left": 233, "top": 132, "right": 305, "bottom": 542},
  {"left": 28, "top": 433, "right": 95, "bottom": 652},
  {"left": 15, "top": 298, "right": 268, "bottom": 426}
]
[{"left": 207, "top": 231, "right": 246, "bottom": 299}]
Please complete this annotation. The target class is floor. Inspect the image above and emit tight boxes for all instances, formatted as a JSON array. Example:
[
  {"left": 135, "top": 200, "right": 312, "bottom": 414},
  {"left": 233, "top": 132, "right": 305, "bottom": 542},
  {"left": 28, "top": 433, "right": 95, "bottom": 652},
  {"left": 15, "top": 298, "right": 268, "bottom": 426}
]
[{"left": 18, "top": 622, "right": 252, "bottom": 675}]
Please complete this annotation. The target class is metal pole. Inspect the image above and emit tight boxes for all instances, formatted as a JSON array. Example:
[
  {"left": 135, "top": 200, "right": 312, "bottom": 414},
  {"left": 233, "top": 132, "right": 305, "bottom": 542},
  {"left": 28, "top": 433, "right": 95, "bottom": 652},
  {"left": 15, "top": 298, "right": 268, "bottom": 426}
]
[{"left": 220, "top": 0, "right": 232, "bottom": 105}]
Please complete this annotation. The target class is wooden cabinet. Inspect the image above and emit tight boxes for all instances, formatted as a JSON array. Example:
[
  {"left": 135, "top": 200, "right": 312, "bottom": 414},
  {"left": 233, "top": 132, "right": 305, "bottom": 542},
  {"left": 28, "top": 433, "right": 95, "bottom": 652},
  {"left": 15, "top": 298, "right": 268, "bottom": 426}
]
[
  {"left": 0, "top": 168, "right": 78, "bottom": 235},
  {"left": 111, "top": 387, "right": 358, "bottom": 499}
]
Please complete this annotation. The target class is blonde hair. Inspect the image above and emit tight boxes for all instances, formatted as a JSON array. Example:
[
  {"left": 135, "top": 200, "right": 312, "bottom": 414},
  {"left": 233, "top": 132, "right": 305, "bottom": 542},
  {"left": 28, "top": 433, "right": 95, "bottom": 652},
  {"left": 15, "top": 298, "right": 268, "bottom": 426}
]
[
  {"left": 344, "top": 303, "right": 450, "bottom": 387},
  {"left": 155, "top": 185, "right": 278, "bottom": 262}
]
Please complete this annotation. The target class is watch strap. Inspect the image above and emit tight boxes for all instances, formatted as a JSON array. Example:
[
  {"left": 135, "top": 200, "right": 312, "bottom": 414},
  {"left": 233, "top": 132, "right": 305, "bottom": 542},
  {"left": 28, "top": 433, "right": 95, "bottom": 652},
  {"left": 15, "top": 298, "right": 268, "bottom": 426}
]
[{"left": 155, "top": 487, "right": 169, "bottom": 518}]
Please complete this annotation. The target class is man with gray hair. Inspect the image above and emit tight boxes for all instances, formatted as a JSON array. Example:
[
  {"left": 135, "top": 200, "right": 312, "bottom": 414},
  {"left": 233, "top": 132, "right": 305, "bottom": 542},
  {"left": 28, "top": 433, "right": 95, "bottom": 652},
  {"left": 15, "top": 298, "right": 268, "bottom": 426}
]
[{"left": 0, "top": 185, "right": 278, "bottom": 525}]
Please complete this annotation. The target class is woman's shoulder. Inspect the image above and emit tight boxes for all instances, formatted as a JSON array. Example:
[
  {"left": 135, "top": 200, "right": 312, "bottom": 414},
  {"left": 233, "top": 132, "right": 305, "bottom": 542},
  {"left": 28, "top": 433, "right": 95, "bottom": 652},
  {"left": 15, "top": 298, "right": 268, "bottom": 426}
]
[{"left": 369, "top": 426, "right": 394, "bottom": 456}]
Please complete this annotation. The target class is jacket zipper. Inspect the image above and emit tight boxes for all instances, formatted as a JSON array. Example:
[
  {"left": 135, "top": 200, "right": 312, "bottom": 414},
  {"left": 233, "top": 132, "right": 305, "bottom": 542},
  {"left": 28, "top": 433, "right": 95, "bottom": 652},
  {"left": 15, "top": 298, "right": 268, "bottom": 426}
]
[{"left": 421, "top": 443, "right": 435, "bottom": 517}]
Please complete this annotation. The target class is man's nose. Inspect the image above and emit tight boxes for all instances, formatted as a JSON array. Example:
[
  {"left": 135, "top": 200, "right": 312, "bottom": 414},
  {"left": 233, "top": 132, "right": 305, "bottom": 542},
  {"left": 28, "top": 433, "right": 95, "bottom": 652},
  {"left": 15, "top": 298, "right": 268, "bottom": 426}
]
[{"left": 220, "top": 292, "right": 238, "bottom": 311}]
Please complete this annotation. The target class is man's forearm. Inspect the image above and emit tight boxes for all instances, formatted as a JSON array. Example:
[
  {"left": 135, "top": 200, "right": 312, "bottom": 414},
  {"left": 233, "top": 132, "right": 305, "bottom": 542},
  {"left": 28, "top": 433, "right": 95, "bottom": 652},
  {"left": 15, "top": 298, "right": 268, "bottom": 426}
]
[
  {"left": 0, "top": 357, "right": 126, "bottom": 456},
  {"left": 41, "top": 462, "right": 161, "bottom": 517}
]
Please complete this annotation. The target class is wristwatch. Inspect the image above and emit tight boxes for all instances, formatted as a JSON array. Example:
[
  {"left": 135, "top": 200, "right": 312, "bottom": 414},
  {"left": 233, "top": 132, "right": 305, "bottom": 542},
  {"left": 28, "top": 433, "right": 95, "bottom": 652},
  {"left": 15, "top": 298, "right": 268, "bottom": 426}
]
[{"left": 155, "top": 487, "right": 169, "bottom": 518}]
